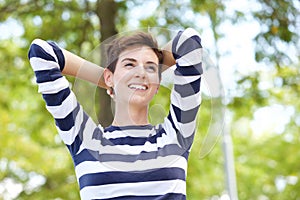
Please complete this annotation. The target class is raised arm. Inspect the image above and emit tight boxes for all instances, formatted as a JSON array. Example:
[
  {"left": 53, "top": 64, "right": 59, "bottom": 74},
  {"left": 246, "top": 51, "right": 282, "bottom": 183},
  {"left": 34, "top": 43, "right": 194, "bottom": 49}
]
[
  {"left": 161, "top": 40, "right": 176, "bottom": 71},
  {"left": 61, "top": 49, "right": 108, "bottom": 89},
  {"left": 163, "top": 28, "right": 203, "bottom": 149},
  {"left": 28, "top": 39, "right": 102, "bottom": 155},
  {"left": 59, "top": 35, "right": 177, "bottom": 88},
  {"left": 63, "top": 42, "right": 176, "bottom": 88}
]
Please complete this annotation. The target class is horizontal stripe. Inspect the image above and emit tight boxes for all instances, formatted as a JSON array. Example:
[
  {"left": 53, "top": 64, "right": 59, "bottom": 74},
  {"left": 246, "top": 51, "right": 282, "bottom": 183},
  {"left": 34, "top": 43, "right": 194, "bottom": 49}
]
[
  {"left": 168, "top": 110, "right": 194, "bottom": 146},
  {"left": 171, "top": 104, "right": 200, "bottom": 124},
  {"left": 174, "top": 77, "right": 201, "bottom": 98},
  {"left": 173, "top": 74, "right": 200, "bottom": 85},
  {"left": 80, "top": 179, "right": 186, "bottom": 200},
  {"left": 67, "top": 111, "right": 90, "bottom": 155},
  {"left": 175, "top": 120, "right": 197, "bottom": 139},
  {"left": 73, "top": 149, "right": 100, "bottom": 164},
  {"left": 76, "top": 126, "right": 182, "bottom": 160},
  {"left": 58, "top": 103, "right": 83, "bottom": 144},
  {"left": 176, "top": 48, "right": 202, "bottom": 67},
  {"left": 104, "top": 144, "right": 185, "bottom": 162},
  {"left": 47, "top": 41, "right": 65, "bottom": 70},
  {"left": 75, "top": 155, "right": 187, "bottom": 178},
  {"left": 176, "top": 35, "right": 202, "bottom": 59},
  {"left": 175, "top": 28, "right": 201, "bottom": 53},
  {"left": 93, "top": 142, "right": 157, "bottom": 156},
  {"left": 37, "top": 76, "right": 69, "bottom": 94},
  {"left": 74, "top": 144, "right": 189, "bottom": 166},
  {"left": 59, "top": 126, "right": 76, "bottom": 145},
  {"left": 31, "top": 39, "right": 58, "bottom": 58},
  {"left": 94, "top": 128, "right": 181, "bottom": 156},
  {"left": 156, "top": 123, "right": 179, "bottom": 147},
  {"left": 171, "top": 30, "right": 183, "bottom": 60},
  {"left": 104, "top": 125, "right": 155, "bottom": 139},
  {"left": 171, "top": 90, "right": 201, "bottom": 111},
  {"left": 81, "top": 117, "right": 104, "bottom": 152},
  {"left": 103, "top": 130, "right": 164, "bottom": 146},
  {"left": 29, "top": 57, "right": 59, "bottom": 71},
  {"left": 67, "top": 134, "right": 84, "bottom": 157},
  {"left": 176, "top": 131, "right": 195, "bottom": 150},
  {"left": 42, "top": 88, "right": 70, "bottom": 106},
  {"left": 166, "top": 113, "right": 196, "bottom": 143},
  {"left": 92, "top": 127, "right": 104, "bottom": 140},
  {"left": 102, "top": 136, "right": 157, "bottom": 149},
  {"left": 100, "top": 193, "right": 185, "bottom": 200},
  {"left": 175, "top": 62, "right": 202, "bottom": 76},
  {"left": 35, "top": 68, "right": 62, "bottom": 83},
  {"left": 103, "top": 129, "right": 154, "bottom": 139},
  {"left": 160, "top": 117, "right": 178, "bottom": 142},
  {"left": 79, "top": 167, "right": 185, "bottom": 189},
  {"left": 167, "top": 112, "right": 179, "bottom": 134},
  {"left": 55, "top": 102, "right": 80, "bottom": 131},
  {"left": 28, "top": 43, "right": 56, "bottom": 62},
  {"left": 46, "top": 92, "right": 77, "bottom": 119},
  {"left": 105, "top": 124, "right": 153, "bottom": 132}
]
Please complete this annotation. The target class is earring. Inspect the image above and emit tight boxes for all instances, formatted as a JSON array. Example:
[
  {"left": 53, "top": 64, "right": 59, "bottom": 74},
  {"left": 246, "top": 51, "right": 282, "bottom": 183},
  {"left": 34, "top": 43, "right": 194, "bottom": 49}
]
[{"left": 106, "top": 87, "right": 115, "bottom": 98}]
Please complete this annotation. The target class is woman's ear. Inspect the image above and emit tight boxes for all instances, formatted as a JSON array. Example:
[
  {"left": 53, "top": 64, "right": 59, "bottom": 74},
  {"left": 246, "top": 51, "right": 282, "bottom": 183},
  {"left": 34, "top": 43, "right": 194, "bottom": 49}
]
[
  {"left": 103, "top": 68, "right": 115, "bottom": 99},
  {"left": 103, "top": 68, "right": 114, "bottom": 88}
]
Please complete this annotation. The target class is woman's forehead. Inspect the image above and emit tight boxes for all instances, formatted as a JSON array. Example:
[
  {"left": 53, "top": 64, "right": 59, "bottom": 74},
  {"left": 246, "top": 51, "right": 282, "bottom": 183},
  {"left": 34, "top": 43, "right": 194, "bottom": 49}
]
[{"left": 118, "top": 45, "right": 159, "bottom": 62}]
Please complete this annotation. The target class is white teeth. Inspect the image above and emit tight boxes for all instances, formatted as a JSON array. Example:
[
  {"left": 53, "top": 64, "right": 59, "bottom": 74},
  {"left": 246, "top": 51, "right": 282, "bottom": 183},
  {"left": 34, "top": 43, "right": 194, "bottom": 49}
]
[{"left": 129, "top": 84, "right": 147, "bottom": 90}]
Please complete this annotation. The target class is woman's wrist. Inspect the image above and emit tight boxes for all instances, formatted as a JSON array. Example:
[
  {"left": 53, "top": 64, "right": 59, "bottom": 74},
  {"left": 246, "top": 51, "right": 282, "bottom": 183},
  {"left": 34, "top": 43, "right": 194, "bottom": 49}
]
[{"left": 161, "top": 41, "right": 176, "bottom": 71}]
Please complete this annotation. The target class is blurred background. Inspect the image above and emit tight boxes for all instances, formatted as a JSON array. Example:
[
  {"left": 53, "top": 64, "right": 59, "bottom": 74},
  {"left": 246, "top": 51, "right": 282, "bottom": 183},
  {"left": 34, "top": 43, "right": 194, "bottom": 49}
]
[{"left": 0, "top": 0, "right": 299, "bottom": 199}]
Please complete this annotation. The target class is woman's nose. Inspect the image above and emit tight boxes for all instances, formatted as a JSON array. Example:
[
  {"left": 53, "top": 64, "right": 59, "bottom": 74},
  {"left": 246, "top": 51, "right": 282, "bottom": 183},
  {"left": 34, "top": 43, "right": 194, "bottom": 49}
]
[{"left": 134, "top": 65, "right": 146, "bottom": 78}]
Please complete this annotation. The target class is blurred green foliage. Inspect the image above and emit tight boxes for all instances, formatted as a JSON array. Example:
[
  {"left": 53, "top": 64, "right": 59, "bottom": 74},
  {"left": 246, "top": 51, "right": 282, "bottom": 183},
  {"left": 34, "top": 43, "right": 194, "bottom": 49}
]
[{"left": 0, "top": 0, "right": 299, "bottom": 199}]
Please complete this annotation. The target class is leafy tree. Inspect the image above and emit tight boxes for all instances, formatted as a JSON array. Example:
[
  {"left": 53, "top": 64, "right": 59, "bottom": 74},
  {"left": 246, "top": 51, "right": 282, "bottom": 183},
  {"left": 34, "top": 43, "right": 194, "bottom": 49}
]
[{"left": 0, "top": 0, "right": 299, "bottom": 199}]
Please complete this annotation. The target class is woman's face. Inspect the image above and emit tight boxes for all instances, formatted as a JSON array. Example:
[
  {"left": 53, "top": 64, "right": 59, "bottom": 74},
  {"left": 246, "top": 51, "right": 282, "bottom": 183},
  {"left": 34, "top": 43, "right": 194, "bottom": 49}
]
[{"left": 107, "top": 45, "right": 160, "bottom": 107}]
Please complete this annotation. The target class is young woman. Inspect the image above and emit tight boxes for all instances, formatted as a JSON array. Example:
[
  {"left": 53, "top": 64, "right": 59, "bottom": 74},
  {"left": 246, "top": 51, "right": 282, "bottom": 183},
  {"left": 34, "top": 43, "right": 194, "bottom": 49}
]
[{"left": 28, "top": 28, "right": 203, "bottom": 200}]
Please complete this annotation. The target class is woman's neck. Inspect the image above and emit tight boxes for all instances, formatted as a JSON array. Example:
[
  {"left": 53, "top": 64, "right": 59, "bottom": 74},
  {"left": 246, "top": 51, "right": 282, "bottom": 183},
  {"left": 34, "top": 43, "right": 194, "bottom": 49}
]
[{"left": 112, "top": 103, "right": 149, "bottom": 126}]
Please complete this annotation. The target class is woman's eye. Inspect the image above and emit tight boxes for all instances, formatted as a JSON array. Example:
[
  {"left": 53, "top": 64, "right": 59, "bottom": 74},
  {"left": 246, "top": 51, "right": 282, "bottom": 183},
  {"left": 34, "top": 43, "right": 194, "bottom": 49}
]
[
  {"left": 146, "top": 65, "right": 157, "bottom": 72},
  {"left": 124, "top": 63, "right": 134, "bottom": 67}
]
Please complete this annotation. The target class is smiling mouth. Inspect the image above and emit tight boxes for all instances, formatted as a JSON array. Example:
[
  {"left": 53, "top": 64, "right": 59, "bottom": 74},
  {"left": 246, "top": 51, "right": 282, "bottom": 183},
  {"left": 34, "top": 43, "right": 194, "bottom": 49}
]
[{"left": 128, "top": 84, "right": 148, "bottom": 90}]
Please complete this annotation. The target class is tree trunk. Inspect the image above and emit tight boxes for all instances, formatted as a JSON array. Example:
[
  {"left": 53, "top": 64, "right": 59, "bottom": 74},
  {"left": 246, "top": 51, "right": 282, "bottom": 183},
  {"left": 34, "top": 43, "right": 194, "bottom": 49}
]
[{"left": 95, "top": 0, "right": 118, "bottom": 127}]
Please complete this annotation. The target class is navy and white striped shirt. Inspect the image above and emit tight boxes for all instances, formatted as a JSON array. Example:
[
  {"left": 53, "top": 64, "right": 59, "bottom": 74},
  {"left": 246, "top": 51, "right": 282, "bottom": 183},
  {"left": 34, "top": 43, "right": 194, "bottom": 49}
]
[{"left": 28, "top": 28, "right": 203, "bottom": 200}]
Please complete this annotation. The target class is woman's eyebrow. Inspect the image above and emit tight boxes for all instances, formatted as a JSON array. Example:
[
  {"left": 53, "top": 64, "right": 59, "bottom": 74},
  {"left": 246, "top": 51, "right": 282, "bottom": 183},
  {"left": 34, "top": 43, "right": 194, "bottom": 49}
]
[
  {"left": 121, "top": 58, "right": 137, "bottom": 63},
  {"left": 121, "top": 58, "right": 158, "bottom": 66}
]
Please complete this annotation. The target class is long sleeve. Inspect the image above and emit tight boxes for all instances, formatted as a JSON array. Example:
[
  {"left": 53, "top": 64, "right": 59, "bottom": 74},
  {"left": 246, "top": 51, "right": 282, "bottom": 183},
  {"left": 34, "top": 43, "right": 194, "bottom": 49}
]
[
  {"left": 28, "top": 32, "right": 202, "bottom": 199},
  {"left": 28, "top": 39, "right": 100, "bottom": 157},
  {"left": 164, "top": 28, "right": 203, "bottom": 150}
]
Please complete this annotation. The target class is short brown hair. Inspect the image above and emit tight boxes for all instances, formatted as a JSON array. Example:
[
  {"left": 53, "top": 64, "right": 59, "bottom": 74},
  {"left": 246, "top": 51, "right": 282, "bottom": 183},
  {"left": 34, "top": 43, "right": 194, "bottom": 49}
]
[{"left": 105, "top": 32, "right": 163, "bottom": 79}]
